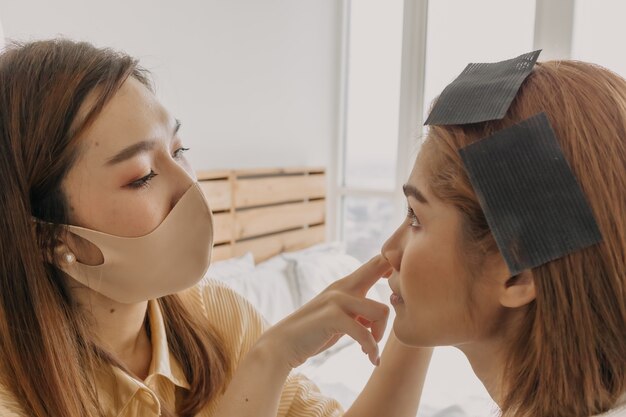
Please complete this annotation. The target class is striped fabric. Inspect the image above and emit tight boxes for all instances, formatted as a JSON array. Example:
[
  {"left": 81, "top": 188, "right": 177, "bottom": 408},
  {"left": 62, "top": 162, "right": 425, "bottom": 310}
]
[{"left": 0, "top": 281, "right": 344, "bottom": 417}]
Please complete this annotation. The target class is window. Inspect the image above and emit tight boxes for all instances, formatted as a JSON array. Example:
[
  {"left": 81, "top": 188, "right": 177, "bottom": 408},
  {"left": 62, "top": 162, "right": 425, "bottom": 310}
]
[
  {"left": 339, "top": 0, "right": 404, "bottom": 261},
  {"left": 336, "top": 1, "right": 537, "bottom": 414},
  {"left": 338, "top": 0, "right": 537, "bottom": 262},
  {"left": 423, "top": 0, "right": 536, "bottom": 118},
  {"left": 342, "top": 195, "right": 397, "bottom": 261},
  {"left": 419, "top": 2, "right": 536, "bottom": 413}
]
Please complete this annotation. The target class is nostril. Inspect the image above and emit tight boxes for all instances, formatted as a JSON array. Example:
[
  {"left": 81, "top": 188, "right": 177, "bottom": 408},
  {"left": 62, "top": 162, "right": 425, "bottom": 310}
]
[{"left": 381, "top": 246, "right": 402, "bottom": 272}]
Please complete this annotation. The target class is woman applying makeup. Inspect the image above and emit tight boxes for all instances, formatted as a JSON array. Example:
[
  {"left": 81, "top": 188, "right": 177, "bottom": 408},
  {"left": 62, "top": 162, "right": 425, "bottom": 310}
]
[{"left": 0, "top": 39, "right": 430, "bottom": 417}]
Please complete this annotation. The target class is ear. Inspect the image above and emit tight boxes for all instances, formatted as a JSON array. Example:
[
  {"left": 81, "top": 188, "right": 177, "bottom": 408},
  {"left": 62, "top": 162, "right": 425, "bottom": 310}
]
[
  {"left": 500, "top": 270, "right": 536, "bottom": 308},
  {"left": 485, "top": 252, "right": 536, "bottom": 308},
  {"left": 59, "top": 229, "right": 103, "bottom": 266},
  {"left": 50, "top": 242, "right": 77, "bottom": 266}
]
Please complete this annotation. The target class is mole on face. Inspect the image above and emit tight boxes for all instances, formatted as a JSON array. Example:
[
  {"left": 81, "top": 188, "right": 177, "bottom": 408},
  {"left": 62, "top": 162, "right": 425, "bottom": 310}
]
[{"left": 110, "top": 309, "right": 115, "bottom": 314}]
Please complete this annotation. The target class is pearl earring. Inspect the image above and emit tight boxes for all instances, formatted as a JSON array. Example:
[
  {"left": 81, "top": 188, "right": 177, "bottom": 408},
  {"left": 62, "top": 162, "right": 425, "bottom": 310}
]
[{"left": 63, "top": 252, "right": 76, "bottom": 264}]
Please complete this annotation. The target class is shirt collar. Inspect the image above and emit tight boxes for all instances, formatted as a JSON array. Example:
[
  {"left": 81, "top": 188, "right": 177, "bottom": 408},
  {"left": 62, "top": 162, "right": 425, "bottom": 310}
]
[
  {"left": 144, "top": 298, "right": 191, "bottom": 390},
  {"left": 96, "top": 298, "right": 191, "bottom": 417}
]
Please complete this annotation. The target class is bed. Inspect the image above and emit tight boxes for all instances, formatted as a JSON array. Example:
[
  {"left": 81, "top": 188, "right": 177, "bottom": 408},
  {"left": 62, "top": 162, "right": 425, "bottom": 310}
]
[
  {"left": 197, "top": 166, "right": 327, "bottom": 263},
  {"left": 197, "top": 167, "right": 498, "bottom": 417}
]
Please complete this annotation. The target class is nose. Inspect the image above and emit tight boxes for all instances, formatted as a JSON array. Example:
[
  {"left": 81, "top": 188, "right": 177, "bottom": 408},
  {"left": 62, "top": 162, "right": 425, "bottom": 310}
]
[
  {"left": 167, "top": 158, "right": 196, "bottom": 210},
  {"left": 381, "top": 225, "right": 404, "bottom": 271}
]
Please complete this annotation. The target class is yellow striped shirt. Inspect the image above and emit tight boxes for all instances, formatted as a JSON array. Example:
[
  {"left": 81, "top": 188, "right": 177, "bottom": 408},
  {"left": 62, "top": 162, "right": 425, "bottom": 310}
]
[{"left": 0, "top": 281, "right": 344, "bottom": 417}]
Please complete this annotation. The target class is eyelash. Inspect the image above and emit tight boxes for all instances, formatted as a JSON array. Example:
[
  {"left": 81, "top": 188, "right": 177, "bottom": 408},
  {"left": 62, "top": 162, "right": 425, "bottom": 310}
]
[
  {"left": 406, "top": 206, "right": 422, "bottom": 228},
  {"left": 129, "top": 170, "right": 158, "bottom": 189},
  {"left": 173, "top": 147, "right": 190, "bottom": 159},
  {"left": 127, "top": 147, "right": 190, "bottom": 189}
]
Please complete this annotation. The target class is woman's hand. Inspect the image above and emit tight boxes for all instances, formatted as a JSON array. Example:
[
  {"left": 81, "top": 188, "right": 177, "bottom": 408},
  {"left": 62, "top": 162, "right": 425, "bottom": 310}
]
[
  {"left": 213, "top": 255, "right": 393, "bottom": 417},
  {"left": 255, "top": 255, "right": 392, "bottom": 370}
]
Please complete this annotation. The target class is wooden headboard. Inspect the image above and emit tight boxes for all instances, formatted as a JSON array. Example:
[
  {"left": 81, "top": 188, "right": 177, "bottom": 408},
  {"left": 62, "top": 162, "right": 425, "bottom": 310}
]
[{"left": 197, "top": 167, "right": 327, "bottom": 263}]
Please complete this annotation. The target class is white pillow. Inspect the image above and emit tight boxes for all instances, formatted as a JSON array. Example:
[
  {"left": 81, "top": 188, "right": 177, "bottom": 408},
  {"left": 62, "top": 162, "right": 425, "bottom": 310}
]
[
  {"left": 286, "top": 244, "right": 390, "bottom": 306},
  {"left": 282, "top": 241, "right": 346, "bottom": 306},
  {"left": 290, "top": 251, "right": 362, "bottom": 305},
  {"left": 220, "top": 254, "right": 299, "bottom": 324},
  {"left": 202, "top": 252, "right": 255, "bottom": 282},
  {"left": 286, "top": 247, "right": 393, "bottom": 359}
]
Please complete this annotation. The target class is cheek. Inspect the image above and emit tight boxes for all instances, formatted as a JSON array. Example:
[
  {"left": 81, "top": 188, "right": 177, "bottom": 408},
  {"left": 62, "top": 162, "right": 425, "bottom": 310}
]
[
  {"left": 400, "top": 237, "right": 463, "bottom": 302},
  {"left": 465, "top": 273, "right": 508, "bottom": 336},
  {"left": 64, "top": 157, "right": 170, "bottom": 237},
  {"left": 107, "top": 196, "right": 165, "bottom": 237},
  {"left": 72, "top": 190, "right": 166, "bottom": 237},
  {"left": 395, "top": 238, "right": 477, "bottom": 346}
]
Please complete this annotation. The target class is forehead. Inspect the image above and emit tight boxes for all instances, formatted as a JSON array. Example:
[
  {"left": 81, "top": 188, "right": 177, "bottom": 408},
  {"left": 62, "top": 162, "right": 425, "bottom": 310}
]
[
  {"left": 407, "top": 152, "right": 433, "bottom": 198},
  {"left": 75, "top": 77, "right": 170, "bottom": 159}
]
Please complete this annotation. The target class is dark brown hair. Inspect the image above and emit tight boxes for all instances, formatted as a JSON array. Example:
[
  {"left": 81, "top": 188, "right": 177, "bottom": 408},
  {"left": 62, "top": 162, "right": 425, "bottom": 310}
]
[
  {"left": 421, "top": 61, "right": 626, "bottom": 417},
  {"left": 0, "top": 39, "right": 230, "bottom": 417}
]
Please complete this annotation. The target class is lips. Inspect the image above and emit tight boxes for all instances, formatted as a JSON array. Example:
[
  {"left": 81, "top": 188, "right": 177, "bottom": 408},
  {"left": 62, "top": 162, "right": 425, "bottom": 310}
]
[
  {"left": 390, "top": 293, "right": 404, "bottom": 305},
  {"left": 388, "top": 279, "right": 404, "bottom": 305}
]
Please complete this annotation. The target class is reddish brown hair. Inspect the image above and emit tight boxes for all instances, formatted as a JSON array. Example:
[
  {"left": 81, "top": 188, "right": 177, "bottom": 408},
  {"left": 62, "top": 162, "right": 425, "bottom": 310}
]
[
  {"left": 0, "top": 39, "right": 230, "bottom": 417},
  {"left": 421, "top": 61, "right": 626, "bottom": 416}
]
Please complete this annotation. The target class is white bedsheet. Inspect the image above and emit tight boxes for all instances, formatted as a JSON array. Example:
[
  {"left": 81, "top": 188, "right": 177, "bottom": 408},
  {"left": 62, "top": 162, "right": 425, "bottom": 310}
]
[{"left": 299, "top": 343, "right": 498, "bottom": 416}]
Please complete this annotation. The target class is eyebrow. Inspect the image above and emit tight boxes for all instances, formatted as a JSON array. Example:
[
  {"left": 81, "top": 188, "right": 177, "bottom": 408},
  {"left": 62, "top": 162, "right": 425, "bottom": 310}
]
[
  {"left": 105, "top": 119, "right": 182, "bottom": 166},
  {"left": 403, "top": 184, "right": 429, "bottom": 204}
]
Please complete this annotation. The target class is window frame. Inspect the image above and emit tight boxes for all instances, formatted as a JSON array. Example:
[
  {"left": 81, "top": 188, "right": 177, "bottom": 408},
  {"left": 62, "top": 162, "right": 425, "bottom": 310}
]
[{"left": 330, "top": 0, "right": 576, "bottom": 245}]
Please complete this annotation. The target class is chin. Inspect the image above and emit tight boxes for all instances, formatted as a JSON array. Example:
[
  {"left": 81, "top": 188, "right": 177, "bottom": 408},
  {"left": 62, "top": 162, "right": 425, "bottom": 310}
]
[
  {"left": 392, "top": 317, "right": 438, "bottom": 348},
  {"left": 393, "top": 317, "right": 456, "bottom": 348}
]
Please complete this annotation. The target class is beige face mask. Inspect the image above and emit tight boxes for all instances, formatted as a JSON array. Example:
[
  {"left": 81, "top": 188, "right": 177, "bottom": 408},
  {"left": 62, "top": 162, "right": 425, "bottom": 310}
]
[{"left": 58, "top": 182, "right": 213, "bottom": 304}]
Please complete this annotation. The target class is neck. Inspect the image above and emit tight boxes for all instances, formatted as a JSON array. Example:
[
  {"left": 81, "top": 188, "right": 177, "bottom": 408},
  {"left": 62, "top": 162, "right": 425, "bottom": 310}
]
[
  {"left": 70, "top": 283, "right": 153, "bottom": 380},
  {"left": 458, "top": 339, "right": 506, "bottom": 405},
  {"left": 457, "top": 307, "right": 529, "bottom": 408}
]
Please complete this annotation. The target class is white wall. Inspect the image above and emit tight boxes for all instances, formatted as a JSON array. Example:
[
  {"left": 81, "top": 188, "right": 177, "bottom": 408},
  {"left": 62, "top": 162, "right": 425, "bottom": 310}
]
[
  {"left": 0, "top": 0, "right": 341, "bottom": 171},
  {"left": 572, "top": 0, "right": 626, "bottom": 78}
]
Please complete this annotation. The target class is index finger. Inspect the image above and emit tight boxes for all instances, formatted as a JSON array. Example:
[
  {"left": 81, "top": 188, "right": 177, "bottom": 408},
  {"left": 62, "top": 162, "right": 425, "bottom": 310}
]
[{"left": 341, "top": 255, "right": 392, "bottom": 295}]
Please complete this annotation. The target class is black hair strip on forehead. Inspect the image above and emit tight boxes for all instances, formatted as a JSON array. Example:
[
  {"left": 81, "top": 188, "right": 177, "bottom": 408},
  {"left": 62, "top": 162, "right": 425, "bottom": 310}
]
[
  {"left": 459, "top": 112, "right": 603, "bottom": 276},
  {"left": 425, "top": 50, "right": 542, "bottom": 126}
]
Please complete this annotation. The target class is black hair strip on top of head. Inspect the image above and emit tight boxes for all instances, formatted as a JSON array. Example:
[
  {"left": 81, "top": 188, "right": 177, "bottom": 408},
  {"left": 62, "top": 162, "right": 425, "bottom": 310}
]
[
  {"left": 458, "top": 112, "right": 603, "bottom": 275},
  {"left": 425, "top": 50, "right": 542, "bottom": 126}
]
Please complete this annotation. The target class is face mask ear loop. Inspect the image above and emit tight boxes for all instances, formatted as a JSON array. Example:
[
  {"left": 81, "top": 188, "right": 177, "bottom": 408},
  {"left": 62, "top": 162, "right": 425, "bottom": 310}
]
[
  {"left": 81, "top": 249, "right": 105, "bottom": 297},
  {"left": 95, "top": 262, "right": 104, "bottom": 296},
  {"left": 75, "top": 230, "right": 106, "bottom": 297}
]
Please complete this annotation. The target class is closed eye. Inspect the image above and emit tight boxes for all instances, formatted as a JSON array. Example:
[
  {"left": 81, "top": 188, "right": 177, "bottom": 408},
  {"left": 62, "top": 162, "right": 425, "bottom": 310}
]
[{"left": 127, "top": 170, "right": 158, "bottom": 189}]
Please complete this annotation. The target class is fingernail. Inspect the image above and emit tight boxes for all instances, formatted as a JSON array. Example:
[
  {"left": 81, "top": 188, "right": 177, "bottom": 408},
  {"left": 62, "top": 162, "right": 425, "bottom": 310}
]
[{"left": 375, "top": 357, "right": 381, "bottom": 366}]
